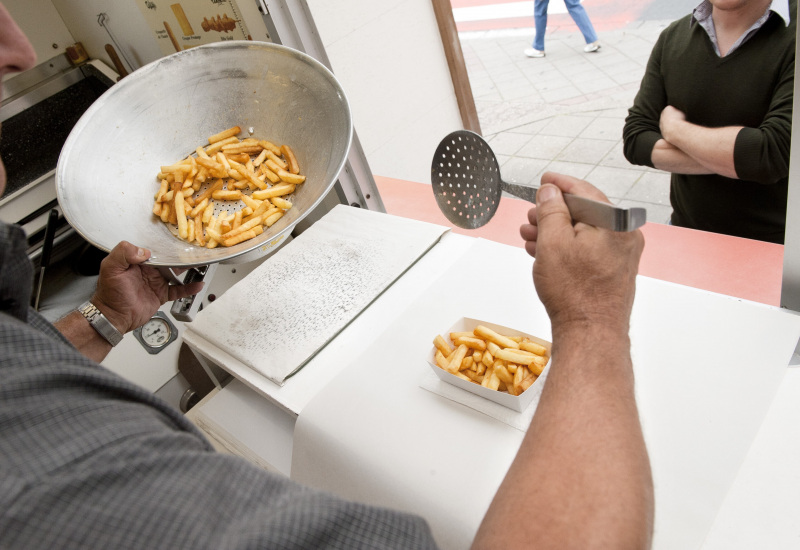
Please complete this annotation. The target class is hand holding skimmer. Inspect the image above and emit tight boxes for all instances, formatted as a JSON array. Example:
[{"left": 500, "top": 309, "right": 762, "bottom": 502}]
[{"left": 431, "top": 130, "right": 646, "bottom": 231}]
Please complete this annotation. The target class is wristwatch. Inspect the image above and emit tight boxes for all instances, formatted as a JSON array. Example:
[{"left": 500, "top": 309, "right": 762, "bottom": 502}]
[{"left": 78, "top": 301, "right": 124, "bottom": 346}]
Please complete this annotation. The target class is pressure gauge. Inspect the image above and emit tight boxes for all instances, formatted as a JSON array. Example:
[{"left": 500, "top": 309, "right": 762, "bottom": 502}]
[{"left": 133, "top": 311, "right": 178, "bottom": 354}]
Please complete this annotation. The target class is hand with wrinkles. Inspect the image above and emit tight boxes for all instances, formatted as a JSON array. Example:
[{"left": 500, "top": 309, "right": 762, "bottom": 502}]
[
  {"left": 91, "top": 241, "right": 204, "bottom": 334},
  {"left": 55, "top": 241, "right": 203, "bottom": 362},
  {"left": 520, "top": 172, "right": 644, "bottom": 334}
]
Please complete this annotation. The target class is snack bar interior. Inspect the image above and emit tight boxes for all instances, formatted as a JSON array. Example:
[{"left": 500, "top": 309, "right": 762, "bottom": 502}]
[{"left": 2, "top": 1, "right": 800, "bottom": 549}]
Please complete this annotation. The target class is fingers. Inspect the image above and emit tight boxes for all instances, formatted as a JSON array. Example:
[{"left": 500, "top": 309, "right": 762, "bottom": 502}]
[
  {"left": 523, "top": 239, "right": 537, "bottom": 258},
  {"left": 105, "top": 241, "right": 151, "bottom": 271},
  {"left": 168, "top": 281, "right": 204, "bottom": 302},
  {"left": 533, "top": 184, "right": 573, "bottom": 240},
  {"left": 539, "top": 171, "right": 610, "bottom": 204},
  {"left": 523, "top": 172, "right": 612, "bottom": 256},
  {"left": 520, "top": 207, "right": 539, "bottom": 258},
  {"left": 138, "top": 263, "right": 203, "bottom": 304},
  {"left": 520, "top": 220, "right": 537, "bottom": 242}
]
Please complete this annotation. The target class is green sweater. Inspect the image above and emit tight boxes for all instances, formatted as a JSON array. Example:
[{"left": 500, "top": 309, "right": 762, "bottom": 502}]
[{"left": 623, "top": 4, "right": 795, "bottom": 244}]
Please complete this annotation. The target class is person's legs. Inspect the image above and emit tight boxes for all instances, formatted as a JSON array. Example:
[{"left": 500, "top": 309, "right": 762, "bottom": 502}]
[
  {"left": 563, "top": 0, "right": 598, "bottom": 44},
  {"left": 532, "top": 0, "right": 549, "bottom": 51}
]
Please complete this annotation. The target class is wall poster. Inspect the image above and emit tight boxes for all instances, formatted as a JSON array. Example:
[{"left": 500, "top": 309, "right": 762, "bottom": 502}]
[{"left": 136, "top": 0, "right": 251, "bottom": 55}]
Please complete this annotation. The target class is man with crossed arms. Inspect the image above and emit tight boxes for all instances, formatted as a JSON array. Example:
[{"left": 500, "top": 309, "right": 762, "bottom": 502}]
[{"left": 624, "top": 0, "right": 794, "bottom": 244}]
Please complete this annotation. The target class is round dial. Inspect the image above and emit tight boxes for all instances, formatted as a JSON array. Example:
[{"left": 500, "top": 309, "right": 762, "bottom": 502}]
[{"left": 140, "top": 317, "right": 173, "bottom": 348}]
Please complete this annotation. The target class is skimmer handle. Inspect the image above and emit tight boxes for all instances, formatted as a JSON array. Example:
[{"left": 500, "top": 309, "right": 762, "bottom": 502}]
[{"left": 501, "top": 181, "right": 646, "bottom": 232}]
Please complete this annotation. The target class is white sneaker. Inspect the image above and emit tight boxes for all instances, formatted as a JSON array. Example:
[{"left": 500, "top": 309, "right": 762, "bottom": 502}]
[
  {"left": 584, "top": 41, "right": 601, "bottom": 53},
  {"left": 524, "top": 48, "right": 545, "bottom": 58}
]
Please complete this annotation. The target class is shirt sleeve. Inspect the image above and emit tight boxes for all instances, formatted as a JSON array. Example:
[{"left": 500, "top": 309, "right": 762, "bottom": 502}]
[
  {"left": 0, "top": 314, "right": 439, "bottom": 550},
  {"left": 623, "top": 31, "right": 668, "bottom": 168},
  {"left": 733, "top": 50, "right": 794, "bottom": 184}
]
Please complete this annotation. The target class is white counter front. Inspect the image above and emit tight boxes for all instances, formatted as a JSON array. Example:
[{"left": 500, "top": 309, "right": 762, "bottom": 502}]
[{"left": 187, "top": 214, "right": 800, "bottom": 550}]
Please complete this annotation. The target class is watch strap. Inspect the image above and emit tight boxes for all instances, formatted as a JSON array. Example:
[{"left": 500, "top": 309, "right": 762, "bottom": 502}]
[{"left": 78, "top": 301, "right": 124, "bottom": 346}]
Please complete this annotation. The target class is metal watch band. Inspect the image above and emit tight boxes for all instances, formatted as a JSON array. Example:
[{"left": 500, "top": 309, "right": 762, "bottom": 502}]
[{"left": 78, "top": 301, "right": 124, "bottom": 346}]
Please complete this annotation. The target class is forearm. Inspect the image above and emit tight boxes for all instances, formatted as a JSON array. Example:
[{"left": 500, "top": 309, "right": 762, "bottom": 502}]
[
  {"left": 662, "top": 119, "right": 742, "bottom": 178},
  {"left": 54, "top": 309, "right": 115, "bottom": 363},
  {"left": 651, "top": 138, "right": 712, "bottom": 174},
  {"left": 473, "top": 323, "right": 653, "bottom": 549}
]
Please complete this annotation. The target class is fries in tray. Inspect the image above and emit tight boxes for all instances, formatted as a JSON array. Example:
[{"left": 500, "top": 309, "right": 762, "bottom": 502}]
[
  {"left": 429, "top": 318, "right": 551, "bottom": 411},
  {"left": 151, "top": 126, "right": 306, "bottom": 248}
]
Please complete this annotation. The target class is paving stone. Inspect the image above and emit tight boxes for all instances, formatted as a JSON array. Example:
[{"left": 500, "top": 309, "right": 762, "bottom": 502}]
[{"left": 459, "top": 21, "right": 671, "bottom": 214}]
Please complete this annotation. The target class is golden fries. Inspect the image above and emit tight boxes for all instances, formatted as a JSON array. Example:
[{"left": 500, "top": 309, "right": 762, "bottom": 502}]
[
  {"left": 433, "top": 334, "right": 453, "bottom": 357},
  {"left": 152, "top": 126, "right": 306, "bottom": 248},
  {"left": 281, "top": 144, "right": 300, "bottom": 174},
  {"left": 432, "top": 325, "right": 550, "bottom": 396},
  {"left": 207, "top": 125, "right": 241, "bottom": 144},
  {"left": 474, "top": 325, "right": 519, "bottom": 350}
]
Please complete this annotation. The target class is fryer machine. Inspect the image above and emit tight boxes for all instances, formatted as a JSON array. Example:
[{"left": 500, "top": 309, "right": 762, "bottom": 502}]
[{"left": 0, "top": 54, "right": 117, "bottom": 270}]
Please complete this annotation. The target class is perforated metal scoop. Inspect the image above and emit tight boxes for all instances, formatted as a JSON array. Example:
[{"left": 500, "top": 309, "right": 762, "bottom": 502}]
[{"left": 431, "top": 130, "right": 646, "bottom": 231}]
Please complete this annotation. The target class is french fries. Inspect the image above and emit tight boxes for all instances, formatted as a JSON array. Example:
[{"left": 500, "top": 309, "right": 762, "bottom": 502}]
[
  {"left": 432, "top": 324, "right": 550, "bottom": 396},
  {"left": 152, "top": 126, "right": 304, "bottom": 248}
]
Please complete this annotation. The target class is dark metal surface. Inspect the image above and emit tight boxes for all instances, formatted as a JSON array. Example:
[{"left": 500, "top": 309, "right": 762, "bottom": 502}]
[
  {"left": 0, "top": 75, "right": 111, "bottom": 197},
  {"left": 33, "top": 208, "right": 59, "bottom": 310}
]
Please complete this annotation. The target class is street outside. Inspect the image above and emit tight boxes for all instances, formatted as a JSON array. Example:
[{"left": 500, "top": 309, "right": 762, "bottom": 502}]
[
  {"left": 446, "top": 0, "right": 703, "bottom": 223},
  {"left": 450, "top": 0, "right": 699, "bottom": 32}
]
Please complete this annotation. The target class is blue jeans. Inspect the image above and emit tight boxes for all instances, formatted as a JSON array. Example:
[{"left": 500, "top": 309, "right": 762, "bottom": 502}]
[{"left": 532, "top": 0, "right": 598, "bottom": 50}]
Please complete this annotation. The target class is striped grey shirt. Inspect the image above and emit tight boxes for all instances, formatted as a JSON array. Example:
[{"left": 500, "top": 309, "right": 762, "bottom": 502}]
[{"left": 0, "top": 221, "right": 437, "bottom": 549}]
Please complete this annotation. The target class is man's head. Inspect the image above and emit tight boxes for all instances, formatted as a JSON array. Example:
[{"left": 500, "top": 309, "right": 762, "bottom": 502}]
[
  {"left": 707, "top": 0, "right": 773, "bottom": 14},
  {"left": 0, "top": 3, "right": 37, "bottom": 196}
]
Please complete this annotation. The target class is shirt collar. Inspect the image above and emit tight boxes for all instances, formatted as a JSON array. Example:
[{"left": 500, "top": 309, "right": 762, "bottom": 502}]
[{"left": 693, "top": 0, "right": 791, "bottom": 27}]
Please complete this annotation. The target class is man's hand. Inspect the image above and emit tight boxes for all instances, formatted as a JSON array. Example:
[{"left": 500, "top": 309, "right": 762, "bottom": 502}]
[
  {"left": 655, "top": 105, "right": 741, "bottom": 178},
  {"left": 54, "top": 242, "right": 204, "bottom": 362},
  {"left": 520, "top": 172, "right": 644, "bottom": 334},
  {"left": 659, "top": 105, "right": 687, "bottom": 142},
  {"left": 91, "top": 241, "right": 204, "bottom": 334},
  {"left": 651, "top": 139, "right": 712, "bottom": 174}
]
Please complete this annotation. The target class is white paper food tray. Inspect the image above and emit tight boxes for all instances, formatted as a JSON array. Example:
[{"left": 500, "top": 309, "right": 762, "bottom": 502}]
[{"left": 427, "top": 317, "right": 551, "bottom": 412}]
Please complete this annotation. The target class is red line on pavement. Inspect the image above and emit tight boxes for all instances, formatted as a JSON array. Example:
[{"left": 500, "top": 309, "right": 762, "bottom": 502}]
[{"left": 452, "top": 0, "right": 646, "bottom": 33}]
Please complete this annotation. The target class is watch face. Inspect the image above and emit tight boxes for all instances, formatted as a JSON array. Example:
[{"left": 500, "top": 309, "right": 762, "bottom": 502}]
[{"left": 141, "top": 317, "right": 172, "bottom": 348}]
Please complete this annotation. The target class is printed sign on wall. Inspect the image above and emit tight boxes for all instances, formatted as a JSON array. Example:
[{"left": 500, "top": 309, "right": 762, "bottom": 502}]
[{"left": 136, "top": 0, "right": 251, "bottom": 55}]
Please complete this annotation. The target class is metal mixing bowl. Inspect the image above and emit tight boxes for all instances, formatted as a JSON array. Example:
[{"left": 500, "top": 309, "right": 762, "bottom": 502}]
[{"left": 56, "top": 41, "right": 352, "bottom": 267}]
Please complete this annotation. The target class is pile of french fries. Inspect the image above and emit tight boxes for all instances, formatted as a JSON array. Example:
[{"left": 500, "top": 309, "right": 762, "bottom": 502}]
[
  {"left": 433, "top": 325, "right": 549, "bottom": 396},
  {"left": 151, "top": 125, "right": 305, "bottom": 248}
]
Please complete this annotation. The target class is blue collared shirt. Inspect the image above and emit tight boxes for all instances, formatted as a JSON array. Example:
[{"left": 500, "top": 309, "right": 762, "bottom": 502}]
[{"left": 692, "top": 0, "right": 791, "bottom": 56}]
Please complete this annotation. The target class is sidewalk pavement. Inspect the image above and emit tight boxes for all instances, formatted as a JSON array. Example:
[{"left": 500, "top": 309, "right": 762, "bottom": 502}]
[{"left": 459, "top": 20, "right": 675, "bottom": 224}]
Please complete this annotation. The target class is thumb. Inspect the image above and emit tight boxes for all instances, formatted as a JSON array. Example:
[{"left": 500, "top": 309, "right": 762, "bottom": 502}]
[
  {"left": 108, "top": 241, "right": 150, "bottom": 270},
  {"left": 535, "top": 184, "right": 573, "bottom": 235},
  {"left": 127, "top": 245, "right": 150, "bottom": 266}
]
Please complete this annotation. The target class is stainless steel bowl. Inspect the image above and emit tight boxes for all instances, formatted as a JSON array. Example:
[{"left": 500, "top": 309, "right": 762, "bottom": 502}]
[{"left": 56, "top": 41, "right": 352, "bottom": 267}]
